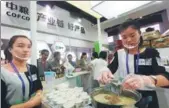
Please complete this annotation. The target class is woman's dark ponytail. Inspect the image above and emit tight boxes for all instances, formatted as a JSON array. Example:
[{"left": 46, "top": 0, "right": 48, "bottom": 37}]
[
  {"left": 139, "top": 36, "right": 143, "bottom": 47},
  {"left": 4, "top": 46, "right": 12, "bottom": 62}
]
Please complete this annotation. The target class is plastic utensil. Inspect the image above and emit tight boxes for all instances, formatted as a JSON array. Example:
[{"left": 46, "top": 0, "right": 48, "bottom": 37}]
[{"left": 104, "top": 77, "right": 124, "bottom": 96}]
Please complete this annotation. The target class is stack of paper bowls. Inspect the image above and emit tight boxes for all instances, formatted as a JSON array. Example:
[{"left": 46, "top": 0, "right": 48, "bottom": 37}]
[{"left": 43, "top": 87, "right": 91, "bottom": 108}]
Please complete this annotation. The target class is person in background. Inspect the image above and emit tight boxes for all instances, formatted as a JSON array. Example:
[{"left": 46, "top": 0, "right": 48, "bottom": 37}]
[
  {"left": 98, "top": 19, "right": 169, "bottom": 108},
  {"left": 77, "top": 52, "right": 89, "bottom": 71},
  {"left": 145, "top": 27, "right": 155, "bottom": 32},
  {"left": 77, "top": 52, "right": 91, "bottom": 92},
  {"left": 89, "top": 51, "right": 108, "bottom": 91},
  {"left": 108, "top": 53, "right": 114, "bottom": 64},
  {"left": 1, "top": 35, "right": 42, "bottom": 108},
  {"left": 37, "top": 49, "right": 50, "bottom": 81},
  {"left": 91, "top": 52, "right": 98, "bottom": 60},
  {"left": 87, "top": 52, "right": 99, "bottom": 93},
  {"left": 49, "top": 51, "right": 65, "bottom": 78},
  {"left": 63, "top": 54, "right": 75, "bottom": 75},
  {"left": 67, "top": 54, "right": 76, "bottom": 68}
]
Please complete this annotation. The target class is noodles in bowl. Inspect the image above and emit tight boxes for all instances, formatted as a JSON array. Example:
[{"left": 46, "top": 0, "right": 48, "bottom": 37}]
[
  {"left": 91, "top": 88, "right": 141, "bottom": 108},
  {"left": 94, "top": 93, "right": 136, "bottom": 105}
]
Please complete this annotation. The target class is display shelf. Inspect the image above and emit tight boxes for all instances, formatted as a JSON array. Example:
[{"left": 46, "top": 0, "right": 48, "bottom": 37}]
[
  {"left": 143, "top": 37, "right": 159, "bottom": 41},
  {"left": 154, "top": 46, "right": 169, "bottom": 49},
  {"left": 143, "top": 35, "right": 169, "bottom": 48}
]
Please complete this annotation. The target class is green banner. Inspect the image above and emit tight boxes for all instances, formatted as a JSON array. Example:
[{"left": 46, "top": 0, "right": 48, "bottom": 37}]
[{"left": 94, "top": 41, "right": 101, "bottom": 54}]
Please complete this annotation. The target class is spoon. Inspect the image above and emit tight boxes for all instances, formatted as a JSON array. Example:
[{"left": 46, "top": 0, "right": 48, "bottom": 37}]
[
  {"left": 110, "top": 79, "right": 123, "bottom": 96},
  {"left": 104, "top": 77, "right": 124, "bottom": 96}
]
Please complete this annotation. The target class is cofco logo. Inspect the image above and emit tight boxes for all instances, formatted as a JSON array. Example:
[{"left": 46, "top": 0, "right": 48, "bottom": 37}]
[{"left": 6, "top": 2, "right": 30, "bottom": 21}]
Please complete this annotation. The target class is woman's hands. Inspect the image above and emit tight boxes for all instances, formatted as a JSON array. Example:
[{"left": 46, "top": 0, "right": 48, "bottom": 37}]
[
  {"left": 29, "top": 90, "right": 43, "bottom": 107},
  {"left": 122, "top": 74, "right": 155, "bottom": 90},
  {"left": 98, "top": 71, "right": 156, "bottom": 90},
  {"left": 97, "top": 71, "right": 114, "bottom": 84},
  {"left": 10, "top": 101, "right": 35, "bottom": 108},
  {"left": 10, "top": 90, "right": 43, "bottom": 108}
]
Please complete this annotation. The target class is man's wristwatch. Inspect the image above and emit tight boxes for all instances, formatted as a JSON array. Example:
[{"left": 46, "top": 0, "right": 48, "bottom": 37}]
[{"left": 150, "top": 75, "right": 157, "bottom": 85}]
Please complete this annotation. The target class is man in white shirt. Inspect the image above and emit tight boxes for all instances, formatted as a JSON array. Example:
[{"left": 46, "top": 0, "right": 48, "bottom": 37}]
[{"left": 89, "top": 51, "right": 108, "bottom": 89}]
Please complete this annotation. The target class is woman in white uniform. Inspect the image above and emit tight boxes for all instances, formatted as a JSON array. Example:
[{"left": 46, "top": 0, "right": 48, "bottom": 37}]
[{"left": 98, "top": 19, "right": 169, "bottom": 108}]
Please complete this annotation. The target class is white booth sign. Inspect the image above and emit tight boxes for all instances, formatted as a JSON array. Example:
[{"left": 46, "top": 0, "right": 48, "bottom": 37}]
[
  {"left": 51, "top": 41, "right": 66, "bottom": 53},
  {"left": 1, "top": 1, "right": 88, "bottom": 36}
]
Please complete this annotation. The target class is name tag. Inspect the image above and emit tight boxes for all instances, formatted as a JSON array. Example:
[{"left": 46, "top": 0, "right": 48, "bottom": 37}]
[
  {"left": 145, "top": 58, "right": 152, "bottom": 65},
  {"left": 156, "top": 57, "right": 164, "bottom": 66},
  {"left": 138, "top": 58, "right": 152, "bottom": 66},
  {"left": 138, "top": 59, "right": 145, "bottom": 65},
  {"left": 29, "top": 74, "right": 37, "bottom": 81}
]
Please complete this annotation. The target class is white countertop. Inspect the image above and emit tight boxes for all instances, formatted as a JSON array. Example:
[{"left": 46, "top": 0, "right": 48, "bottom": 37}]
[
  {"left": 42, "top": 71, "right": 90, "bottom": 90},
  {"left": 165, "top": 66, "right": 169, "bottom": 68}
]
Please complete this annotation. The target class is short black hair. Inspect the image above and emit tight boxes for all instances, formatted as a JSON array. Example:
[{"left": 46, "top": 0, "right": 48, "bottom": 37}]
[
  {"left": 4, "top": 47, "right": 12, "bottom": 61},
  {"left": 41, "top": 49, "right": 49, "bottom": 55},
  {"left": 82, "top": 52, "right": 87, "bottom": 55},
  {"left": 81, "top": 52, "right": 87, "bottom": 59},
  {"left": 119, "top": 19, "right": 141, "bottom": 34},
  {"left": 67, "top": 54, "right": 72, "bottom": 57},
  {"left": 99, "top": 51, "right": 107, "bottom": 60},
  {"left": 53, "top": 51, "right": 60, "bottom": 58},
  {"left": 146, "top": 27, "right": 154, "bottom": 32},
  {"left": 119, "top": 19, "right": 143, "bottom": 47},
  {"left": 92, "top": 52, "right": 98, "bottom": 59}
]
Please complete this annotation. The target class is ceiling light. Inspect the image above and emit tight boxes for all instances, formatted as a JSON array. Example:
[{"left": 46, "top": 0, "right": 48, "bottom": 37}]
[
  {"left": 156, "top": 1, "right": 163, "bottom": 3},
  {"left": 46, "top": 5, "right": 51, "bottom": 12},
  {"left": 92, "top": 1, "right": 152, "bottom": 19}
]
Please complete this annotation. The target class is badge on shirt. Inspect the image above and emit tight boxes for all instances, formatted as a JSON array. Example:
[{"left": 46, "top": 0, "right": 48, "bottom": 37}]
[
  {"left": 29, "top": 74, "right": 37, "bottom": 81},
  {"left": 138, "top": 58, "right": 152, "bottom": 66},
  {"left": 138, "top": 59, "right": 146, "bottom": 65},
  {"left": 156, "top": 57, "right": 164, "bottom": 66},
  {"left": 145, "top": 58, "right": 152, "bottom": 65}
]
